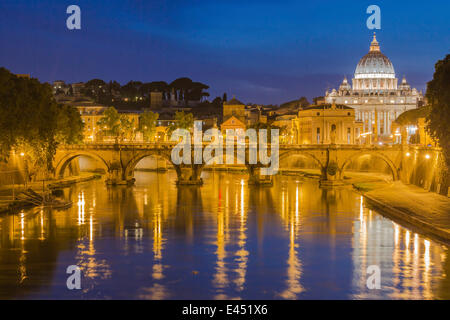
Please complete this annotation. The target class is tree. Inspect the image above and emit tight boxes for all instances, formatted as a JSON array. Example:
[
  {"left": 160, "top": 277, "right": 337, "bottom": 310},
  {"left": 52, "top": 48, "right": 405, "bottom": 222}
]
[
  {"left": 119, "top": 114, "right": 136, "bottom": 142},
  {"left": 170, "top": 77, "right": 192, "bottom": 102},
  {"left": 139, "top": 110, "right": 159, "bottom": 142},
  {"left": 97, "top": 107, "right": 121, "bottom": 143},
  {"left": 121, "top": 81, "right": 143, "bottom": 101},
  {"left": 212, "top": 96, "right": 223, "bottom": 105},
  {"left": 108, "top": 80, "right": 121, "bottom": 94},
  {"left": 279, "top": 97, "right": 310, "bottom": 111},
  {"left": 426, "top": 54, "right": 450, "bottom": 167},
  {"left": 97, "top": 107, "right": 137, "bottom": 143},
  {"left": 55, "top": 104, "right": 84, "bottom": 145},
  {"left": 187, "top": 82, "right": 210, "bottom": 102},
  {"left": 298, "top": 96, "right": 310, "bottom": 108},
  {"left": 313, "top": 96, "right": 324, "bottom": 105},
  {"left": 82, "top": 79, "right": 106, "bottom": 99},
  {"left": 170, "top": 78, "right": 209, "bottom": 105},
  {"left": 147, "top": 81, "right": 169, "bottom": 97},
  {"left": 167, "top": 111, "right": 194, "bottom": 135},
  {"left": 0, "top": 67, "right": 83, "bottom": 178}
]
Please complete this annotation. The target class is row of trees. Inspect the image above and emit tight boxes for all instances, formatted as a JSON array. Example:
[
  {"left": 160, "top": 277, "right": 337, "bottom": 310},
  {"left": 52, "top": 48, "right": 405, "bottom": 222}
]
[
  {"left": 278, "top": 96, "right": 311, "bottom": 110},
  {"left": 0, "top": 68, "right": 83, "bottom": 178},
  {"left": 97, "top": 105, "right": 290, "bottom": 144},
  {"left": 80, "top": 77, "right": 210, "bottom": 109},
  {"left": 96, "top": 107, "right": 194, "bottom": 143}
]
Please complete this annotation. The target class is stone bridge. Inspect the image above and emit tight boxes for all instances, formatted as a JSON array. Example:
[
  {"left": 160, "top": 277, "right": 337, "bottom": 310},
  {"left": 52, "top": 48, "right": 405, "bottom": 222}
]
[{"left": 53, "top": 143, "right": 441, "bottom": 187}]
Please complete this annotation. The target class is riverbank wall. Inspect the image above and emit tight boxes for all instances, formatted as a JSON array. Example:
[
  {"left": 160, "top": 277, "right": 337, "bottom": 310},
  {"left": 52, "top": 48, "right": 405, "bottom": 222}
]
[
  {"left": 399, "top": 146, "right": 449, "bottom": 197},
  {"left": 0, "top": 173, "right": 100, "bottom": 215},
  {"left": 0, "top": 152, "right": 81, "bottom": 187},
  {"left": 357, "top": 181, "right": 450, "bottom": 244}
]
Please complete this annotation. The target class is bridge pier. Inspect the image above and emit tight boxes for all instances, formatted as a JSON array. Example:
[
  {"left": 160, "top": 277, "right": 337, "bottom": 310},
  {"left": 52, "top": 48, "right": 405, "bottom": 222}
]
[
  {"left": 105, "top": 161, "right": 135, "bottom": 186},
  {"left": 175, "top": 165, "right": 203, "bottom": 186},
  {"left": 106, "top": 167, "right": 135, "bottom": 186},
  {"left": 247, "top": 166, "right": 274, "bottom": 186},
  {"left": 319, "top": 150, "right": 345, "bottom": 187},
  {"left": 319, "top": 176, "right": 345, "bottom": 187}
]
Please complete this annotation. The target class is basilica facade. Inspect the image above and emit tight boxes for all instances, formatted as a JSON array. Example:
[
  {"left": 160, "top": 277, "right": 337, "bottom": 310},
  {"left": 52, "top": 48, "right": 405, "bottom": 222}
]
[{"left": 325, "top": 34, "right": 423, "bottom": 142}]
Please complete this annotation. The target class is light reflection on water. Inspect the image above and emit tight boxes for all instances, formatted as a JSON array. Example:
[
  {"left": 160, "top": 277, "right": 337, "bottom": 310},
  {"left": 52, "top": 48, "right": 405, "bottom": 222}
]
[{"left": 0, "top": 171, "right": 448, "bottom": 299}]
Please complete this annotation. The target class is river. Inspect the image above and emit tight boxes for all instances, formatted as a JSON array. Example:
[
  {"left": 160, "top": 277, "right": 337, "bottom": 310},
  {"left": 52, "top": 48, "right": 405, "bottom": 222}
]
[{"left": 0, "top": 171, "right": 449, "bottom": 299}]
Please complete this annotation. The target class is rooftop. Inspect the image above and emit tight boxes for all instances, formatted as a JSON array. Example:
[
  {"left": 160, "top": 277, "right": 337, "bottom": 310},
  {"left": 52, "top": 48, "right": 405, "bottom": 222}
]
[{"left": 302, "top": 103, "right": 354, "bottom": 111}]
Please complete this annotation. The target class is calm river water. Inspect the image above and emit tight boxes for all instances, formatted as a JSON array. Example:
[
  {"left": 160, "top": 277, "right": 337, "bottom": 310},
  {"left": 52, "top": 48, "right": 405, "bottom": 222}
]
[{"left": 0, "top": 171, "right": 449, "bottom": 299}]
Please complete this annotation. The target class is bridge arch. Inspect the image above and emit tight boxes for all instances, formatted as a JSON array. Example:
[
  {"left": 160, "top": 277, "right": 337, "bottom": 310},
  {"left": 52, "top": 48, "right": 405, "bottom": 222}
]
[
  {"left": 278, "top": 150, "right": 325, "bottom": 171},
  {"left": 124, "top": 150, "right": 174, "bottom": 180},
  {"left": 198, "top": 152, "right": 251, "bottom": 181},
  {"left": 55, "top": 151, "right": 109, "bottom": 179},
  {"left": 340, "top": 150, "right": 399, "bottom": 180}
]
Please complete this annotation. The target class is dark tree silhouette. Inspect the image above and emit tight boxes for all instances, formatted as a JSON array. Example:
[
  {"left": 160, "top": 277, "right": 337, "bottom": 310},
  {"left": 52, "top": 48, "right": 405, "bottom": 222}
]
[{"left": 426, "top": 54, "right": 450, "bottom": 167}]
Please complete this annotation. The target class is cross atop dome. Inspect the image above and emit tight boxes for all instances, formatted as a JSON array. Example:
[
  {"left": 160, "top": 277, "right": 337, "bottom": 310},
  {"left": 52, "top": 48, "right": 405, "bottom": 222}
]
[{"left": 369, "top": 32, "right": 380, "bottom": 52}]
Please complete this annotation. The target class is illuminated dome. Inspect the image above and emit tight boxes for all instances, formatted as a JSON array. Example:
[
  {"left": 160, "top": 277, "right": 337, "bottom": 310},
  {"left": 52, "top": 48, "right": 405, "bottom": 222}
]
[
  {"left": 324, "top": 33, "right": 424, "bottom": 139},
  {"left": 354, "top": 33, "right": 395, "bottom": 78},
  {"left": 352, "top": 33, "right": 398, "bottom": 91}
]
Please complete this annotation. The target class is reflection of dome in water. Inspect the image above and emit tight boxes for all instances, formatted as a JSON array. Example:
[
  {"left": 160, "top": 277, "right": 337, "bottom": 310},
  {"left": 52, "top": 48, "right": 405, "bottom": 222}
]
[{"left": 354, "top": 33, "right": 395, "bottom": 79}]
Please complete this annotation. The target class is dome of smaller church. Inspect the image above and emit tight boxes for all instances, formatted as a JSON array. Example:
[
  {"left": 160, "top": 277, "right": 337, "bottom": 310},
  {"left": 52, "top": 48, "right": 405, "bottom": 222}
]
[{"left": 339, "top": 76, "right": 351, "bottom": 91}]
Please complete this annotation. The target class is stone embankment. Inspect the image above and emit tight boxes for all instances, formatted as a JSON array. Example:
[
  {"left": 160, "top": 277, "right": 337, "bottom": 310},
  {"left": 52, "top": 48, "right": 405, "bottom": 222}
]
[
  {"left": 354, "top": 181, "right": 450, "bottom": 244},
  {"left": 0, "top": 173, "right": 100, "bottom": 214}
]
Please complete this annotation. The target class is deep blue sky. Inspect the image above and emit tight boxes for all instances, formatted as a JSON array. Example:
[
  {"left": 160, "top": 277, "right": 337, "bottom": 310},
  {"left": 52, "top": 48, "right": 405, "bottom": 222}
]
[{"left": 0, "top": 0, "right": 448, "bottom": 104}]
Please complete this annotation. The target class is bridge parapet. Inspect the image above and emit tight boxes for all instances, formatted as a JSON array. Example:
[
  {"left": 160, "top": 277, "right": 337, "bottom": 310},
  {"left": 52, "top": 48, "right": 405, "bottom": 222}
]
[{"left": 55, "top": 143, "right": 443, "bottom": 188}]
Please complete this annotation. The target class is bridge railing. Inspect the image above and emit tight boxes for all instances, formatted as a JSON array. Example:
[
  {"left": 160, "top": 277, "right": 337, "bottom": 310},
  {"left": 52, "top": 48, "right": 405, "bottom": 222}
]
[{"left": 59, "top": 142, "right": 440, "bottom": 152}]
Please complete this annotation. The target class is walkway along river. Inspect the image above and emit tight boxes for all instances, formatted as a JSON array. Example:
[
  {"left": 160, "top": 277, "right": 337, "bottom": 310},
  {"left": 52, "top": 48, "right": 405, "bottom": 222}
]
[{"left": 0, "top": 171, "right": 449, "bottom": 299}]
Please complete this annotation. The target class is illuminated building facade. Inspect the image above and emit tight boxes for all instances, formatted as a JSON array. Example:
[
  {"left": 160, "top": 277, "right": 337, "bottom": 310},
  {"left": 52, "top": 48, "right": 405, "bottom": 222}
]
[
  {"left": 325, "top": 34, "right": 423, "bottom": 142},
  {"left": 292, "top": 103, "right": 363, "bottom": 145},
  {"left": 223, "top": 97, "right": 246, "bottom": 125},
  {"left": 76, "top": 105, "right": 140, "bottom": 142}
]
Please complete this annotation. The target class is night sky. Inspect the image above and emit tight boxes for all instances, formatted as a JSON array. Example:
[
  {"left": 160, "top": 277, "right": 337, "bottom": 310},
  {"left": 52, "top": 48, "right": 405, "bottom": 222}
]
[{"left": 0, "top": 0, "right": 448, "bottom": 104}]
